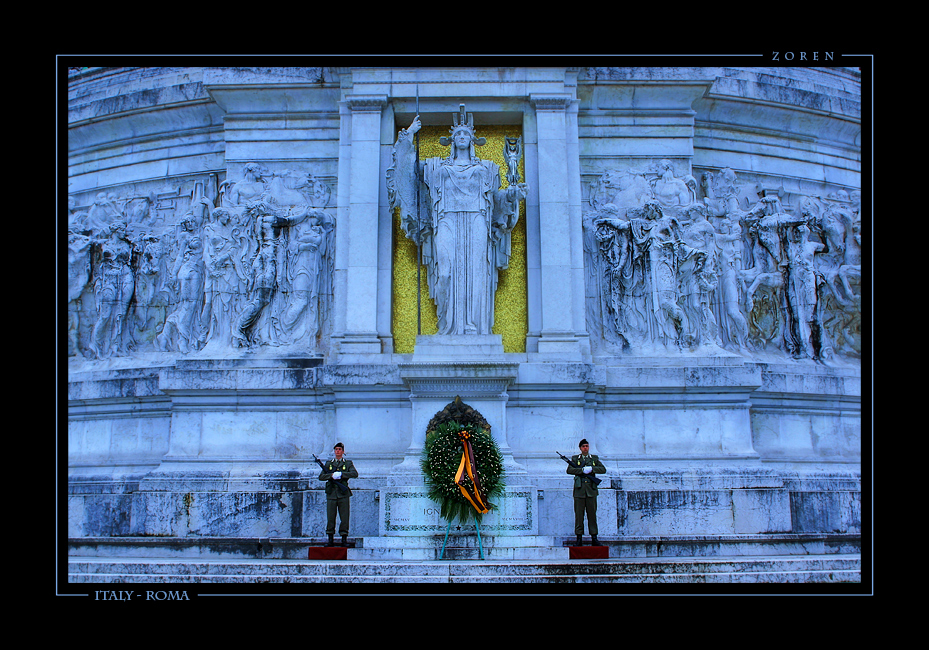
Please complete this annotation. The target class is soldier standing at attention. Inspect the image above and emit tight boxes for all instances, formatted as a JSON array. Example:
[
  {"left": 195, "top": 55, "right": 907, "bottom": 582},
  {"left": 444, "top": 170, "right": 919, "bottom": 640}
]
[
  {"left": 567, "top": 438, "right": 607, "bottom": 546},
  {"left": 318, "top": 442, "right": 358, "bottom": 547}
]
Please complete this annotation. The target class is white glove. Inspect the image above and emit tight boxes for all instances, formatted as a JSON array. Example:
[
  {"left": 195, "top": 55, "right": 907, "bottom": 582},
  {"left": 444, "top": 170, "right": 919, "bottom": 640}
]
[
  {"left": 582, "top": 466, "right": 592, "bottom": 474},
  {"left": 332, "top": 472, "right": 342, "bottom": 480}
]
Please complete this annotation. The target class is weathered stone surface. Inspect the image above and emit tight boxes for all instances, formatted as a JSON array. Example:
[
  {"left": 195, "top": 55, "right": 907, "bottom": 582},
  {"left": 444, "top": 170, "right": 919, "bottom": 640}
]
[{"left": 65, "top": 65, "right": 863, "bottom": 564}]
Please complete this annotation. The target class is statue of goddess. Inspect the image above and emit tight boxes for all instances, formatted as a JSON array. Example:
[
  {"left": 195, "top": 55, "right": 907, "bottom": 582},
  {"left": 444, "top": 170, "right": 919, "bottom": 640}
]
[{"left": 388, "top": 105, "right": 529, "bottom": 336}]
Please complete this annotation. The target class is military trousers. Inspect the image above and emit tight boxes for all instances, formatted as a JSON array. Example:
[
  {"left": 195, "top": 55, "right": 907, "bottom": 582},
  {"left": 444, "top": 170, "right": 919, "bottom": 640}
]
[
  {"left": 326, "top": 496, "right": 351, "bottom": 537},
  {"left": 574, "top": 496, "right": 598, "bottom": 536}
]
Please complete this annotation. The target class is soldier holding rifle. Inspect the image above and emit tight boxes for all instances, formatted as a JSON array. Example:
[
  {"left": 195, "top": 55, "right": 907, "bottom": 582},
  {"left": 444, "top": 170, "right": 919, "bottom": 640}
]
[
  {"left": 315, "top": 443, "right": 358, "bottom": 547},
  {"left": 561, "top": 439, "right": 607, "bottom": 547}
]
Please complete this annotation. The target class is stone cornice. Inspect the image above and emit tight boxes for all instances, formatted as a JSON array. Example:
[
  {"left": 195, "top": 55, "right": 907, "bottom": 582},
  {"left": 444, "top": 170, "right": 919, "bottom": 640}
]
[
  {"left": 529, "top": 94, "right": 573, "bottom": 111},
  {"left": 345, "top": 94, "right": 388, "bottom": 112}
]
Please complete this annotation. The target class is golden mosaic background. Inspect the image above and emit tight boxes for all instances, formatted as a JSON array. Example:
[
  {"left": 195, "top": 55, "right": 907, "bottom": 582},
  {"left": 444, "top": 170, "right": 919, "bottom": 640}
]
[{"left": 392, "top": 124, "right": 527, "bottom": 354}]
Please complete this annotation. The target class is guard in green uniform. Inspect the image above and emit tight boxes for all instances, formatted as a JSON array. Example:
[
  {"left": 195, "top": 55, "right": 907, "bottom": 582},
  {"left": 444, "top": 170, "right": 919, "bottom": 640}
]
[
  {"left": 318, "top": 442, "right": 359, "bottom": 547},
  {"left": 566, "top": 438, "right": 607, "bottom": 546}
]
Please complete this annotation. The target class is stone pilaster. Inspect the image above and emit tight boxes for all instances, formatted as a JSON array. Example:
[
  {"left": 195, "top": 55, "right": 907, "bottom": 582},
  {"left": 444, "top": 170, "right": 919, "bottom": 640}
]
[
  {"left": 333, "top": 95, "right": 388, "bottom": 357},
  {"left": 530, "top": 94, "right": 587, "bottom": 359}
]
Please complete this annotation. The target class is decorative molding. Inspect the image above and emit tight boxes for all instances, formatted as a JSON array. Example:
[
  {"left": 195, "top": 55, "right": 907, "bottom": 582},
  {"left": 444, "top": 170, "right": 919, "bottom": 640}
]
[
  {"left": 345, "top": 95, "right": 388, "bottom": 112},
  {"left": 407, "top": 378, "right": 512, "bottom": 399},
  {"left": 529, "top": 94, "right": 573, "bottom": 111}
]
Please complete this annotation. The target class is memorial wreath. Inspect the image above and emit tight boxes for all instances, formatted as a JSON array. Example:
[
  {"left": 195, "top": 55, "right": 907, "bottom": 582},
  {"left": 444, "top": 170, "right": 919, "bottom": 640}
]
[{"left": 421, "top": 420, "right": 506, "bottom": 524}]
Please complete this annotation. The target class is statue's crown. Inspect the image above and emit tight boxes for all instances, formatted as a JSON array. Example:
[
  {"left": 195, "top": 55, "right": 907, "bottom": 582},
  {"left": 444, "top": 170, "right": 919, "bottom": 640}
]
[
  {"left": 451, "top": 104, "right": 474, "bottom": 134},
  {"left": 441, "top": 103, "right": 486, "bottom": 147}
]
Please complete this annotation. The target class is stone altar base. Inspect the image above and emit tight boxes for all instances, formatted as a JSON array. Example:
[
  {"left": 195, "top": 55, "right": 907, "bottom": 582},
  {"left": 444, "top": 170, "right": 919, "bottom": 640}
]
[
  {"left": 396, "top": 335, "right": 520, "bottom": 465},
  {"left": 378, "top": 485, "right": 537, "bottom": 536},
  {"left": 410, "top": 334, "right": 505, "bottom": 359},
  {"left": 352, "top": 534, "right": 568, "bottom": 561}
]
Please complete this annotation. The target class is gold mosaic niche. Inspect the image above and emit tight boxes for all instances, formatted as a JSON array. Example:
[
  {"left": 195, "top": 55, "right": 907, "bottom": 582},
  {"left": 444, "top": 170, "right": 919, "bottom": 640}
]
[{"left": 392, "top": 124, "right": 527, "bottom": 354}]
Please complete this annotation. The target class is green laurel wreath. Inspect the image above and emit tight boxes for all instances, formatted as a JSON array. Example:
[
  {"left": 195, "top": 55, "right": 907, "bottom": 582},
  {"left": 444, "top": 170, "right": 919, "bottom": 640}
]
[{"left": 420, "top": 421, "right": 506, "bottom": 524}]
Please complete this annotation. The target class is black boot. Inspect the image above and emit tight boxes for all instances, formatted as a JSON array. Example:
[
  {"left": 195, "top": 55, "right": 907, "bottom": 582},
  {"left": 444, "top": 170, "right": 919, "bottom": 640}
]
[
  {"left": 575, "top": 535, "right": 583, "bottom": 546},
  {"left": 591, "top": 536, "right": 603, "bottom": 547},
  {"left": 341, "top": 535, "right": 348, "bottom": 547},
  {"left": 325, "top": 534, "right": 335, "bottom": 547}
]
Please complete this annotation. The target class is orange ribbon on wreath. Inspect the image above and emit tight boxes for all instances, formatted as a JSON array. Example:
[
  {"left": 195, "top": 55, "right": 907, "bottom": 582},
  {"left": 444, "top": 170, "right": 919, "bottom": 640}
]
[{"left": 454, "top": 429, "right": 489, "bottom": 514}]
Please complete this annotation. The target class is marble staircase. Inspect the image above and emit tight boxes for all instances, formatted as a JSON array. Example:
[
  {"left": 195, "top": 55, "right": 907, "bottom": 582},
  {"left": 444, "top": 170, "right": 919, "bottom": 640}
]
[
  {"left": 67, "top": 554, "right": 860, "bottom": 584},
  {"left": 67, "top": 534, "right": 862, "bottom": 584}
]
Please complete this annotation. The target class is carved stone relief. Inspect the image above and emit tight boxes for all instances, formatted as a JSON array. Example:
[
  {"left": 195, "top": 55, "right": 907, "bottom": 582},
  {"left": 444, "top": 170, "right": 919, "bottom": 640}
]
[
  {"left": 67, "top": 164, "right": 335, "bottom": 363},
  {"left": 584, "top": 165, "right": 862, "bottom": 362}
]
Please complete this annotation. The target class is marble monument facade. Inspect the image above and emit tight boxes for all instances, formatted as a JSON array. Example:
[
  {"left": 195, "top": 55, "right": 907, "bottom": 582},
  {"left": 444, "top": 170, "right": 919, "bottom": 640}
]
[{"left": 66, "top": 66, "right": 862, "bottom": 547}]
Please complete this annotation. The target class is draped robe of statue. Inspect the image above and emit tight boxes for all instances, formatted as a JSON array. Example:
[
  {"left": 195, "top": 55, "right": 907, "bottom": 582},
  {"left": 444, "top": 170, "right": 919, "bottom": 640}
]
[
  {"left": 389, "top": 117, "right": 523, "bottom": 336},
  {"left": 626, "top": 204, "right": 703, "bottom": 347}
]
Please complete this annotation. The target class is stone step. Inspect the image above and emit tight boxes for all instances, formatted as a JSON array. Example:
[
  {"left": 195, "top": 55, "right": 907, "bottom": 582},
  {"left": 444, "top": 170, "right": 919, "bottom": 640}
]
[
  {"left": 68, "top": 533, "right": 861, "bottom": 561},
  {"left": 68, "top": 554, "right": 861, "bottom": 584},
  {"left": 353, "top": 535, "right": 566, "bottom": 561}
]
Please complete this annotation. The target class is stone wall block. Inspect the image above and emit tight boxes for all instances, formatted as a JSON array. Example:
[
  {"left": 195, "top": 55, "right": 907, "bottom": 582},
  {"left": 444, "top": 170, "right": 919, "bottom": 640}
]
[{"left": 789, "top": 490, "right": 862, "bottom": 534}]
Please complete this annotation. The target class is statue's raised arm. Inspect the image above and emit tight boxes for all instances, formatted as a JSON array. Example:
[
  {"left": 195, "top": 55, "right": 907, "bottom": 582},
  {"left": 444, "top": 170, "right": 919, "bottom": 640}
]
[{"left": 387, "top": 115, "right": 426, "bottom": 245}]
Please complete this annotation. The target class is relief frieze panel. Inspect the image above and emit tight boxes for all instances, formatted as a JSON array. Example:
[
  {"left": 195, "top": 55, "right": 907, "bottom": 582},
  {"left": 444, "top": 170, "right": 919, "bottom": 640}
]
[
  {"left": 583, "top": 164, "right": 861, "bottom": 362},
  {"left": 67, "top": 165, "right": 336, "bottom": 365}
]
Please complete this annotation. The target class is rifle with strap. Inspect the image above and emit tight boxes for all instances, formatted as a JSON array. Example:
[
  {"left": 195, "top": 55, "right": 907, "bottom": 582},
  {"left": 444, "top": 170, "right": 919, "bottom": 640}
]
[
  {"left": 556, "top": 451, "right": 602, "bottom": 487},
  {"left": 313, "top": 454, "right": 350, "bottom": 494}
]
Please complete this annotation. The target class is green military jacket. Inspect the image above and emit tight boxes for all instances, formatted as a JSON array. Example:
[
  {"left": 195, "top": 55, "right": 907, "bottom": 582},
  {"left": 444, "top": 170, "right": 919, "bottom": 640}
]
[
  {"left": 318, "top": 457, "right": 359, "bottom": 499},
  {"left": 566, "top": 454, "right": 606, "bottom": 498}
]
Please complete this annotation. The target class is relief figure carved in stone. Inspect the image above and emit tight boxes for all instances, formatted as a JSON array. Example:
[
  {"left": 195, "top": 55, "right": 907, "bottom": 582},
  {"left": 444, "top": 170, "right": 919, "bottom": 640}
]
[
  {"left": 276, "top": 209, "right": 334, "bottom": 346},
  {"left": 222, "top": 162, "right": 267, "bottom": 209},
  {"left": 806, "top": 198, "right": 861, "bottom": 358},
  {"left": 652, "top": 159, "right": 697, "bottom": 210},
  {"left": 88, "top": 220, "right": 141, "bottom": 359},
  {"left": 784, "top": 221, "right": 826, "bottom": 359},
  {"left": 67, "top": 229, "right": 93, "bottom": 357},
  {"left": 711, "top": 215, "right": 750, "bottom": 350},
  {"left": 594, "top": 200, "right": 707, "bottom": 351},
  {"left": 679, "top": 203, "right": 720, "bottom": 349},
  {"left": 197, "top": 206, "right": 242, "bottom": 351},
  {"left": 156, "top": 212, "right": 205, "bottom": 354},
  {"left": 233, "top": 198, "right": 330, "bottom": 350},
  {"left": 132, "top": 233, "right": 169, "bottom": 347}
]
